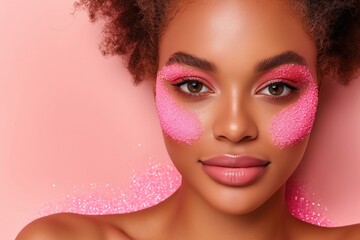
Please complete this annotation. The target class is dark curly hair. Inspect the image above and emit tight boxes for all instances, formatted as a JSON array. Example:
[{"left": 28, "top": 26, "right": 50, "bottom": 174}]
[{"left": 75, "top": 0, "right": 360, "bottom": 85}]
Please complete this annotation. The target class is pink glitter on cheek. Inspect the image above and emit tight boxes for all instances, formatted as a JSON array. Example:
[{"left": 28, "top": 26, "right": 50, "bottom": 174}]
[
  {"left": 269, "top": 65, "right": 319, "bottom": 148},
  {"left": 155, "top": 65, "right": 202, "bottom": 144}
]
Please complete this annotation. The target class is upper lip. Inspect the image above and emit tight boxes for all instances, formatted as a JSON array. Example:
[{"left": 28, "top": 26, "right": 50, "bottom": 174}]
[{"left": 200, "top": 155, "right": 270, "bottom": 168}]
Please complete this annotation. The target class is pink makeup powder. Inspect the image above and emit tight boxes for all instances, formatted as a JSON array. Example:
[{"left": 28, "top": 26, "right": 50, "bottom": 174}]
[
  {"left": 38, "top": 162, "right": 181, "bottom": 216},
  {"left": 155, "top": 65, "right": 202, "bottom": 144},
  {"left": 286, "top": 179, "right": 335, "bottom": 227},
  {"left": 269, "top": 65, "right": 318, "bottom": 148}
]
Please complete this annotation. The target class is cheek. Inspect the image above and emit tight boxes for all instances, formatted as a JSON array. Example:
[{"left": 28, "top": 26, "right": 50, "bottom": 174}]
[
  {"left": 155, "top": 77, "right": 202, "bottom": 144},
  {"left": 269, "top": 82, "right": 318, "bottom": 149}
]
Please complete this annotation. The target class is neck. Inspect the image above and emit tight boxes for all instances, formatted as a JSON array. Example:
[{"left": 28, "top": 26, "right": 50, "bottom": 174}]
[{"left": 165, "top": 183, "right": 292, "bottom": 240}]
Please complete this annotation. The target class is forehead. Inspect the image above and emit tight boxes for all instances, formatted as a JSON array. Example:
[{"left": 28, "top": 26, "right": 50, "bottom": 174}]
[{"left": 160, "top": 0, "right": 316, "bottom": 73}]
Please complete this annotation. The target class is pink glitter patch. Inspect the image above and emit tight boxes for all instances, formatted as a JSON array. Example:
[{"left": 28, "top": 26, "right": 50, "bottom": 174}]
[
  {"left": 38, "top": 162, "right": 181, "bottom": 216},
  {"left": 269, "top": 65, "right": 318, "bottom": 148},
  {"left": 37, "top": 163, "right": 335, "bottom": 227},
  {"left": 155, "top": 65, "right": 202, "bottom": 144},
  {"left": 286, "top": 179, "right": 335, "bottom": 227}
]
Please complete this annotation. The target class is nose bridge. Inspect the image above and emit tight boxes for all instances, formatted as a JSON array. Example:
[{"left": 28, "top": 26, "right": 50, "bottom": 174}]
[
  {"left": 213, "top": 85, "right": 257, "bottom": 142},
  {"left": 224, "top": 86, "right": 249, "bottom": 128},
  {"left": 229, "top": 86, "right": 241, "bottom": 118}
]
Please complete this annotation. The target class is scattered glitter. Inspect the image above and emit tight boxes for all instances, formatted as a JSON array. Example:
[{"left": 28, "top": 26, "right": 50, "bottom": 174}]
[
  {"left": 155, "top": 64, "right": 203, "bottom": 144},
  {"left": 268, "top": 65, "right": 318, "bottom": 148},
  {"left": 38, "top": 162, "right": 181, "bottom": 216},
  {"left": 286, "top": 179, "right": 335, "bottom": 227},
  {"left": 38, "top": 164, "right": 334, "bottom": 228}
]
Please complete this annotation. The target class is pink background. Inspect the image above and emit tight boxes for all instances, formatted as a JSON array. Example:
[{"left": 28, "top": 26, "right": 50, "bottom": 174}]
[{"left": 1, "top": 1, "right": 359, "bottom": 239}]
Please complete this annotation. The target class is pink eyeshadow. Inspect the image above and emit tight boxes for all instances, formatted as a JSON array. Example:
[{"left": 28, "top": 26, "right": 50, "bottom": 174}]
[
  {"left": 269, "top": 65, "right": 318, "bottom": 148},
  {"left": 157, "top": 64, "right": 212, "bottom": 83},
  {"left": 155, "top": 65, "right": 202, "bottom": 144}
]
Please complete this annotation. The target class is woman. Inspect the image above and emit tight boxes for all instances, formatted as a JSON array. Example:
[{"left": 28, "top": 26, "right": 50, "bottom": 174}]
[{"left": 16, "top": 0, "right": 360, "bottom": 239}]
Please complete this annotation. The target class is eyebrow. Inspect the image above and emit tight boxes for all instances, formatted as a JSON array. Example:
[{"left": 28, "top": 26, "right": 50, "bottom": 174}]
[
  {"left": 165, "top": 52, "right": 216, "bottom": 72},
  {"left": 255, "top": 51, "right": 307, "bottom": 73},
  {"left": 165, "top": 50, "right": 306, "bottom": 73}
]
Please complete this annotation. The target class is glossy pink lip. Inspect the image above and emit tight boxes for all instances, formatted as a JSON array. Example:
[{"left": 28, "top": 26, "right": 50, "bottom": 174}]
[{"left": 200, "top": 155, "right": 270, "bottom": 187}]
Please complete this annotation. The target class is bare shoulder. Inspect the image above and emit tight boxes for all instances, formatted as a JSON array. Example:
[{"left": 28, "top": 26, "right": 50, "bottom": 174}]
[
  {"left": 16, "top": 198, "right": 173, "bottom": 240},
  {"left": 335, "top": 223, "right": 360, "bottom": 240},
  {"left": 305, "top": 223, "right": 360, "bottom": 240},
  {"left": 290, "top": 215, "right": 360, "bottom": 240},
  {"left": 16, "top": 213, "right": 131, "bottom": 240}
]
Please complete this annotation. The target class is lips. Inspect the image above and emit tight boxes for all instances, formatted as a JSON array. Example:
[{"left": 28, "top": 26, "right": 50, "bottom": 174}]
[{"left": 200, "top": 155, "right": 270, "bottom": 187}]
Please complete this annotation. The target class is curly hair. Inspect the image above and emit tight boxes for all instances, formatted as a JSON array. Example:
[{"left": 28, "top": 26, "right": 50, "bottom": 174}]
[{"left": 75, "top": 0, "right": 360, "bottom": 85}]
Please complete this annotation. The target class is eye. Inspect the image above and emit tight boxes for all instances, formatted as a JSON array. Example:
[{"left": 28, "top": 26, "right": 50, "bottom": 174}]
[
  {"left": 174, "top": 79, "right": 212, "bottom": 95},
  {"left": 257, "top": 82, "right": 297, "bottom": 97}
]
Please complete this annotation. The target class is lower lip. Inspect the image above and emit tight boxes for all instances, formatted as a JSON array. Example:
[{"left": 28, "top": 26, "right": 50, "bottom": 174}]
[{"left": 202, "top": 165, "right": 267, "bottom": 187}]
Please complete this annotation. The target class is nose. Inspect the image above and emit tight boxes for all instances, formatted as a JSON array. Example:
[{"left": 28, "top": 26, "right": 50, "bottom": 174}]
[{"left": 212, "top": 92, "right": 258, "bottom": 144}]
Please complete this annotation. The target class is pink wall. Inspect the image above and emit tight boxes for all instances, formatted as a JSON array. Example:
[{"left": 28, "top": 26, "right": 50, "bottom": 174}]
[{"left": 1, "top": 1, "right": 359, "bottom": 239}]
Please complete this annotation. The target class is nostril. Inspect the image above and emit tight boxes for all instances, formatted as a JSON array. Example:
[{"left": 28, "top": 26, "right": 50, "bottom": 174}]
[
  {"left": 212, "top": 99, "right": 259, "bottom": 144},
  {"left": 215, "top": 133, "right": 256, "bottom": 143},
  {"left": 242, "top": 135, "right": 257, "bottom": 142},
  {"left": 212, "top": 116, "right": 258, "bottom": 143}
]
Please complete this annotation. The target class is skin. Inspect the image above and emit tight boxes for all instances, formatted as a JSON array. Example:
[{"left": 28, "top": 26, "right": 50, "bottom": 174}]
[{"left": 16, "top": 0, "right": 360, "bottom": 239}]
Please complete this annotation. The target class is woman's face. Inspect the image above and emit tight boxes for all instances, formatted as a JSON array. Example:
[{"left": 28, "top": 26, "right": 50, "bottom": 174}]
[{"left": 155, "top": 0, "right": 318, "bottom": 214}]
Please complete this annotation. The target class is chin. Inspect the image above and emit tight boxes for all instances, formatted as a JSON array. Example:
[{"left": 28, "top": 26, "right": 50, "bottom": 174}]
[
  {"left": 209, "top": 196, "right": 269, "bottom": 216},
  {"left": 199, "top": 183, "right": 285, "bottom": 216}
]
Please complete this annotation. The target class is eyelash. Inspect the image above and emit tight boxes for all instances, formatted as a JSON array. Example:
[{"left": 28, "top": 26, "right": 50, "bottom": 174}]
[
  {"left": 256, "top": 81, "right": 299, "bottom": 98},
  {"left": 171, "top": 78, "right": 214, "bottom": 100},
  {"left": 170, "top": 78, "right": 299, "bottom": 101}
]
